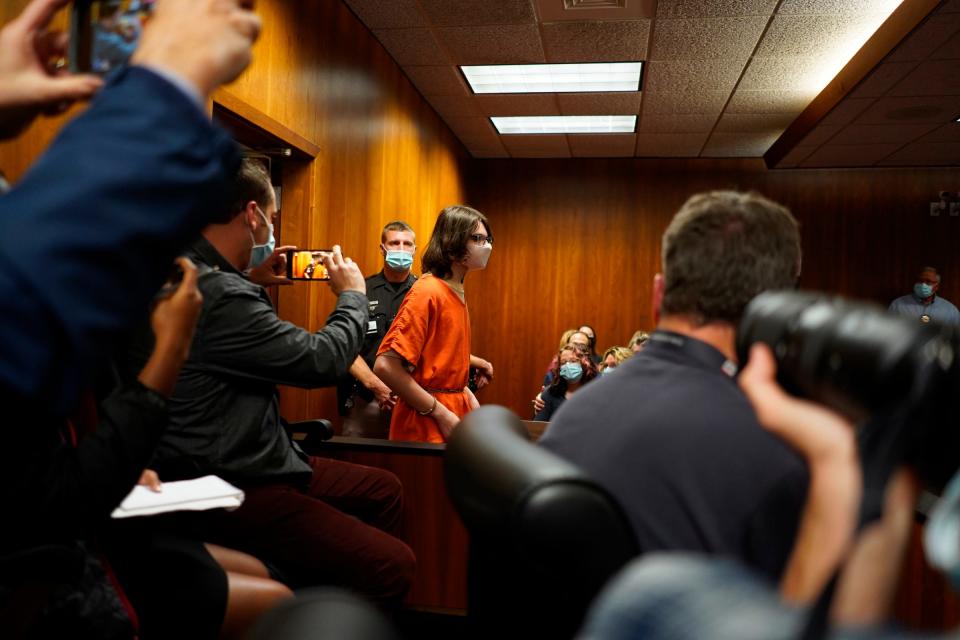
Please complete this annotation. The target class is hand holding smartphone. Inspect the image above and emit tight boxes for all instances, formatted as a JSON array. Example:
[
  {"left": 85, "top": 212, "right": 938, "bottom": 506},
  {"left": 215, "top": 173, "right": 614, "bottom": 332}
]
[
  {"left": 287, "top": 249, "right": 332, "bottom": 281},
  {"left": 71, "top": 0, "right": 156, "bottom": 75}
]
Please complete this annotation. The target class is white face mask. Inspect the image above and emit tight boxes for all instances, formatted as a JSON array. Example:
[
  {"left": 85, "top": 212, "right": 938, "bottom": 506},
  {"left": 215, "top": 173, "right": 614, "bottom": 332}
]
[{"left": 464, "top": 243, "right": 492, "bottom": 270}]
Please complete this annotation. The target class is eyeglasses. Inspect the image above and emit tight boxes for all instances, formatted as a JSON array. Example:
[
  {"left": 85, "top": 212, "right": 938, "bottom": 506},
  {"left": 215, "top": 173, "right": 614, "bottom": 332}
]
[{"left": 469, "top": 234, "right": 494, "bottom": 247}]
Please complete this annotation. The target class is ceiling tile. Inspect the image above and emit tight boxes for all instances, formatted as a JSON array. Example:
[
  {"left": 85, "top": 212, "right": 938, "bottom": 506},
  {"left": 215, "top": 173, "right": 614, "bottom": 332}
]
[
  {"left": 639, "top": 113, "right": 718, "bottom": 133},
  {"left": 725, "top": 90, "right": 812, "bottom": 113},
  {"left": 643, "top": 90, "right": 730, "bottom": 115},
  {"left": 799, "top": 124, "right": 840, "bottom": 146},
  {"left": 854, "top": 95, "right": 960, "bottom": 125},
  {"left": 701, "top": 131, "right": 781, "bottom": 156},
  {"left": 819, "top": 98, "right": 874, "bottom": 126},
  {"left": 558, "top": 92, "right": 643, "bottom": 115},
  {"left": 918, "top": 122, "right": 960, "bottom": 144},
  {"left": 501, "top": 135, "right": 571, "bottom": 158},
  {"left": 651, "top": 17, "right": 768, "bottom": 60},
  {"left": 754, "top": 14, "right": 883, "bottom": 59},
  {"left": 644, "top": 59, "right": 746, "bottom": 93},
  {"left": 829, "top": 122, "right": 941, "bottom": 145},
  {"left": 737, "top": 56, "right": 831, "bottom": 91},
  {"left": 887, "top": 14, "right": 960, "bottom": 62},
  {"left": 426, "top": 94, "right": 485, "bottom": 120},
  {"left": 418, "top": 0, "right": 536, "bottom": 26},
  {"left": 635, "top": 132, "right": 709, "bottom": 156},
  {"left": 403, "top": 66, "right": 470, "bottom": 96},
  {"left": 343, "top": 0, "right": 428, "bottom": 29},
  {"left": 536, "top": 0, "right": 655, "bottom": 21},
  {"left": 656, "top": 0, "right": 777, "bottom": 17},
  {"left": 849, "top": 62, "right": 917, "bottom": 98},
  {"left": 436, "top": 25, "right": 546, "bottom": 65},
  {"left": 373, "top": 29, "right": 448, "bottom": 66},
  {"left": 467, "top": 145, "right": 511, "bottom": 158},
  {"left": 714, "top": 112, "right": 797, "bottom": 132},
  {"left": 568, "top": 134, "right": 637, "bottom": 157},
  {"left": 777, "top": 145, "right": 817, "bottom": 168},
  {"left": 800, "top": 143, "right": 901, "bottom": 167},
  {"left": 888, "top": 59, "right": 960, "bottom": 97},
  {"left": 931, "top": 30, "right": 960, "bottom": 60},
  {"left": 777, "top": 0, "right": 903, "bottom": 14},
  {"left": 441, "top": 116, "right": 500, "bottom": 142},
  {"left": 474, "top": 94, "right": 561, "bottom": 116},
  {"left": 877, "top": 142, "right": 960, "bottom": 166},
  {"left": 541, "top": 20, "right": 651, "bottom": 62}
]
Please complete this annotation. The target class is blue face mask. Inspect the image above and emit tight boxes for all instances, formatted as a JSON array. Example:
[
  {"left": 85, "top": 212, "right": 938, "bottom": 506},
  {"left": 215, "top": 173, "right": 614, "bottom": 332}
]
[
  {"left": 250, "top": 207, "right": 275, "bottom": 268},
  {"left": 385, "top": 250, "right": 413, "bottom": 271},
  {"left": 559, "top": 362, "right": 583, "bottom": 382},
  {"left": 915, "top": 282, "right": 934, "bottom": 299},
  {"left": 602, "top": 365, "right": 617, "bottom": 376}
]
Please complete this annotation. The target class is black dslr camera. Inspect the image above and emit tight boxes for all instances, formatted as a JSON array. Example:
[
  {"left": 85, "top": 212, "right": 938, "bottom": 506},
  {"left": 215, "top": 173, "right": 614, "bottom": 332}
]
[{"left": 737, "top": 291, "right": 960, "bottom": 495}]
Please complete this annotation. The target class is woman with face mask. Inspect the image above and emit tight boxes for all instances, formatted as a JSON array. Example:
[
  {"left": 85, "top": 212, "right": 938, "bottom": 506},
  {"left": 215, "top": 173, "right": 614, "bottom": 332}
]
[
  {"left": 374, "top": 205, "right": 494, "bottom": 442},
  {"left": 534, "top": 343, "right": 598, "bottom": 421}
]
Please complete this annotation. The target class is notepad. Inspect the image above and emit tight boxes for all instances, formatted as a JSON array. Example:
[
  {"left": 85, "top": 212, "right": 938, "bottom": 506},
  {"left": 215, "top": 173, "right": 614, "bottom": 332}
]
[{"left": 111, "top": 475, "right": 245, "bottom": 519}]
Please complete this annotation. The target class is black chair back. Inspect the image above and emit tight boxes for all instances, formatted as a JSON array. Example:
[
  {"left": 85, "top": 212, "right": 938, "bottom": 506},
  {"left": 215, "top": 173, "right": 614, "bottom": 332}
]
[{"left": 444, "top": 406, "right": 639, "bottom": 639}]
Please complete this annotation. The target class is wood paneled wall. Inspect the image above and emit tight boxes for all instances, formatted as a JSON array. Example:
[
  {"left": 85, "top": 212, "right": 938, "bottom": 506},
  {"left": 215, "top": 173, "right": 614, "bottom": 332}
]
[
  {"left": 465, "top": 159, "right": 960, "bottom": 418},
  {"left": 0, "top": 0, "right": 468, "bottom": 425}
]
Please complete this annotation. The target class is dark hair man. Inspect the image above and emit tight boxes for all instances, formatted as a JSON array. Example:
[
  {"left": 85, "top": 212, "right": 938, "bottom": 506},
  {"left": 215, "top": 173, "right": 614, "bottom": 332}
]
[
  {"left": 337, "top": 220, "right": 418, "bottom": 438},
  {"left": 540, "top": 191, "right": 808, "bottom": 581},
  {"left": 125, "top": 159, "right": 415, "bottom": 602},
  {"left": 889, "top": 266, "right": 960, "bottom": 325}
]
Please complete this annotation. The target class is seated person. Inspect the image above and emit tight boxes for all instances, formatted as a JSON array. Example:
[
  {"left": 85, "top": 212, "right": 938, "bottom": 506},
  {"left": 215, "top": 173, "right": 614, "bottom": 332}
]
[
  {"left": 627, "top": 330, "right": 650, "bottom": 353},
  {"left": 123, "top": 159, "right": 415, "bottom": 603},
  {"left": 534, "top": 343, "right": 598, "bottom": 421},
  {"left": 600, "top": 346, "right": 633, "bottom": 375}
]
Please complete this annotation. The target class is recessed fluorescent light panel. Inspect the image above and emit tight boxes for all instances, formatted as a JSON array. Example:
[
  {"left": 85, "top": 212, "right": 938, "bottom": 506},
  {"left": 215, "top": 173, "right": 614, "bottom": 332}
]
[
  {"left": 461, "top": 63, "right": 642, "bottom": 94},
  {"left": 491, "top": 116, "right": 637, "bottom": 135}
]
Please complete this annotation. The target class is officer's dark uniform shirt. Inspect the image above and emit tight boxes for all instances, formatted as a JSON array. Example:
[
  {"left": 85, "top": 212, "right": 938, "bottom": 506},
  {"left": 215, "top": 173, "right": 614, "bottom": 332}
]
[
  {"left": 337, "top": 270, "right": 416, "bottom": 413},
  {"left": 540, "top": 331, "right": 808, "bottom": 580}
]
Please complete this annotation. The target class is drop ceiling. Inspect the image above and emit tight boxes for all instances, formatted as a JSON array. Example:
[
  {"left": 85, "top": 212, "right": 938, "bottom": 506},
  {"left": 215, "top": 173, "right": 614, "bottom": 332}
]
[{"left": 343, "top": 0, "right": 960, "bottom": 164}]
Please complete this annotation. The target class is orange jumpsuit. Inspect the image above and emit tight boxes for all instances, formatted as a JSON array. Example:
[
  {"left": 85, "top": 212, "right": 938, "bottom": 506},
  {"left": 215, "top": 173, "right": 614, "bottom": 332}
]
[{"left": 377, "top": 275, "right": 472, "bottom": 443}]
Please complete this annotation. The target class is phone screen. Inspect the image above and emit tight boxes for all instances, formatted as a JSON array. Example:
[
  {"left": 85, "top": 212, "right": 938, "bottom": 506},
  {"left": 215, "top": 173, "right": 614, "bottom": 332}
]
[
  {"left": 287, "top": 250, "right": 332, "bottom": 281},
  {"left": 71, "top": 1, "right": 156, "bottom": 75}
]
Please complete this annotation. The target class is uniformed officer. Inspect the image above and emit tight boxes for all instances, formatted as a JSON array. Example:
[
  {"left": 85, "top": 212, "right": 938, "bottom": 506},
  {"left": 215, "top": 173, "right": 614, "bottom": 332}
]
[{"left": 337, "top": 220, "right": 418, "bottom": 437}]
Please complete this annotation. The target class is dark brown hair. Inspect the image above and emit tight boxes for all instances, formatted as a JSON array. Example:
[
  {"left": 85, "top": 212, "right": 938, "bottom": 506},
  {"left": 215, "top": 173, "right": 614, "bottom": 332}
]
[
  {"left": 660, "top": 190, "right": 800, "bottom": 325},
  {"left": 421, "top": 205, "right": 490, "bottom": 278},
  {"left": 209, "top": 158, "right": 274, "bottom": 225}
]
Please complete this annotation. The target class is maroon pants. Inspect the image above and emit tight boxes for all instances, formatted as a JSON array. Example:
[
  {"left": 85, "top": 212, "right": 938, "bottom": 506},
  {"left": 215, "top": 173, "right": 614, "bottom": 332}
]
[{"left": 161, "top": 456, "right": 416, "bottom": 603}]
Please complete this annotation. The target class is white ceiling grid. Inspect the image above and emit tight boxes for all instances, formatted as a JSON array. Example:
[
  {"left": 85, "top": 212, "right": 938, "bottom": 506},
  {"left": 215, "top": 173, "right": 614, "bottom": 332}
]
[{"left": 344, "top": 0, "right": 947, "bottom": 161}]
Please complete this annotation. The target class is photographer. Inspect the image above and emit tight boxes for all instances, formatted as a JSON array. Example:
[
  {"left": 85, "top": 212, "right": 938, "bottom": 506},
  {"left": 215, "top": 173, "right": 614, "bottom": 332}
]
[
  {"left": 123, "top": 159, "right": 416, "bottom": 604},
  {"left": 579, "top": 342, "right": 925, "bottom": 640}
]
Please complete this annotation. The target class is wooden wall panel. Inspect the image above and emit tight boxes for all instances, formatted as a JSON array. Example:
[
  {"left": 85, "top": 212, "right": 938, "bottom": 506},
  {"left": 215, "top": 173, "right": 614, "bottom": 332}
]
[{"left": 465, "top": 159, "right": 960, "bottom": 420}]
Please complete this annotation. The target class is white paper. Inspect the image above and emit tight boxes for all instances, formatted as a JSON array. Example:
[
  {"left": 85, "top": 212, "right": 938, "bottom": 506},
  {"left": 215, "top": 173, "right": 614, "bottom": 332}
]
[{"left": 111, "top": 475, "right": 244, "bottom": 519}]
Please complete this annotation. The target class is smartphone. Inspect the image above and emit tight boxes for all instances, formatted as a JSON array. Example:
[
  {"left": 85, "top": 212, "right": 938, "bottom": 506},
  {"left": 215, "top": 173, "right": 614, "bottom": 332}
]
[
  {"left": 70, "top": 0, "right": 156, "bottom": 75},
  {"left": 287, "top": 249, "right": 332, "bottom": 281}
]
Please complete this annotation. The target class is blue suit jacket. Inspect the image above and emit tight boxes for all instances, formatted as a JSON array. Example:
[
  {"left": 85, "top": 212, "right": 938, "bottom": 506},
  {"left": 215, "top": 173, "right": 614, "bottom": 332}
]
[{"left": 0, "top": 66, "right": 240, "bottom": 415}]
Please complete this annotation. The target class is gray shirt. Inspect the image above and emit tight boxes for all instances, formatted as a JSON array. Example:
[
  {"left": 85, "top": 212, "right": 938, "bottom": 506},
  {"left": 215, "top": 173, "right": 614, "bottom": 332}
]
[
  {"left": 126, "top": 237, "right": 367, "bottom": 484},
  {"left": 888, "top": 294, "right": 960, "bottom": 325}
]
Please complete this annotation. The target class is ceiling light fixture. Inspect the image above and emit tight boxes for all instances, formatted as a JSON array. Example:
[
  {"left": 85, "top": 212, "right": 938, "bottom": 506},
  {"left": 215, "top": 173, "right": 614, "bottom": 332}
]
[
  {"left": 461, "top": 62, "right": 642, "bottom": 94},
  {"left": 490, "top": 115, "right": 637, "bottom": 134}
]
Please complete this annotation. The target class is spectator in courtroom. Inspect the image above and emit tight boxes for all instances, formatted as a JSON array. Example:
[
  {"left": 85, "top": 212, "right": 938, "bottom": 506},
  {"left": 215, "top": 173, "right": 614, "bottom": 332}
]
[{"left": 534, "top": 342, "right": 598, "bottom": 421}]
